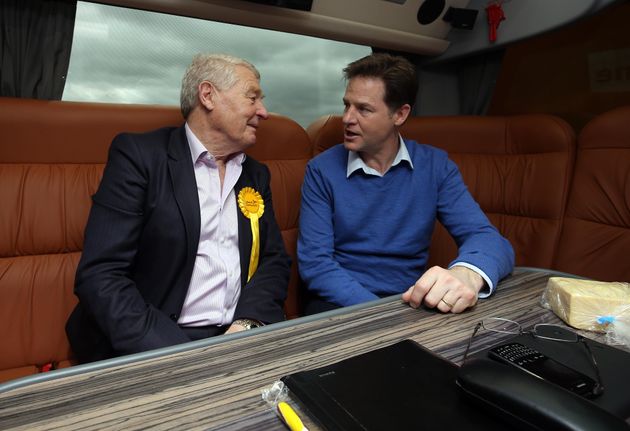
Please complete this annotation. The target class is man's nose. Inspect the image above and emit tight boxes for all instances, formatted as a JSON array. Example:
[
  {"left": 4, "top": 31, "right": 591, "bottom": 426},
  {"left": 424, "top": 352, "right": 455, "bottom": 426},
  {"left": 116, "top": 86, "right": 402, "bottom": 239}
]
[
  {"left": 342, "top": 107, "right": 356, "bottom": 124},
  {"left": 256, "top": 100, "right": 269, "bottom": 120}
]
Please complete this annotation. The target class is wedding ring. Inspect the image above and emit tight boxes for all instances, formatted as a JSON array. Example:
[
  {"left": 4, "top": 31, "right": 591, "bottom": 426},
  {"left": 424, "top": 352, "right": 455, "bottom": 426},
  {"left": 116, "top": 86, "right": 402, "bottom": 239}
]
[{"left": 440, "top": 298, "right": 454, "bottom": 308}]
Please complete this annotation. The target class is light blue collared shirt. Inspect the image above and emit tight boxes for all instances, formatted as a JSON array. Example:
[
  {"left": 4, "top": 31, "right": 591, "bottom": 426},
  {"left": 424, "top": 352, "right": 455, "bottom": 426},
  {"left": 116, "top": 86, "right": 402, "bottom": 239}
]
[
  {"left": 344, "top": 135, "right": 493, "bottom": 295},
  {"left": 347, "top": 136, "right": 413, "bottom": 177}
]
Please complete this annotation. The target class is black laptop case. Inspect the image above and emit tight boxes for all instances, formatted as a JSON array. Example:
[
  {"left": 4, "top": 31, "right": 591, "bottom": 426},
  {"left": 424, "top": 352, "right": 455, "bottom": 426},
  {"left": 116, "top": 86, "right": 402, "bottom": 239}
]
[{"left": 281, "top": 339, "right": 508, "bottom": 431}]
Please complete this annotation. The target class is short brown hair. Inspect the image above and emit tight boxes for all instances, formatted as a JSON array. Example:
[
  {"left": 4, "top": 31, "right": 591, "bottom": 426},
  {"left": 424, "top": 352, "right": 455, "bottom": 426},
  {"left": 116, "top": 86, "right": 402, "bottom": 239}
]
[{"left": 343, "top": 53, "right": 418, "bottom": 112}]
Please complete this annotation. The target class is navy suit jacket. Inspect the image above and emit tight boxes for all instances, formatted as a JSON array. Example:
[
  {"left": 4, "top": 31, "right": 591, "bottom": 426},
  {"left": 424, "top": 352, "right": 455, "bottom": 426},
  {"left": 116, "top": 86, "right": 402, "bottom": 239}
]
[{"left": 66, "top": 125, "right": 290, "bottom": 363}]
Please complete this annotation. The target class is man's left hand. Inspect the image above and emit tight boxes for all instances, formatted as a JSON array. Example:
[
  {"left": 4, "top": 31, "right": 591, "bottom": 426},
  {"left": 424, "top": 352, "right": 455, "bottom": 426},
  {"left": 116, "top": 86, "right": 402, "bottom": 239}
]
[
  {"left": 224, "top": 323, "right": 248, "bottom": 334},
  {"left": 402, "top": 266, "right": 485, "bottom": 313},
  {"left": 224, "top": 318, "right": 262, "bottom": 334}
]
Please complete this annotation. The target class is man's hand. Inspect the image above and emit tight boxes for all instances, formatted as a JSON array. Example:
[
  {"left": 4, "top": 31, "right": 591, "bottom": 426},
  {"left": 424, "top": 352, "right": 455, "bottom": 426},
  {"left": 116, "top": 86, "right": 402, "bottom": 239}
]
[
  {"left": 224, "top": 323, "right": 247, "bottom": 334},
  {"left": 224, "top": 318, "right": 262, "bottom": 334},
  {"left": 402, "top": 266, "right": 485, "bottom": 313}
]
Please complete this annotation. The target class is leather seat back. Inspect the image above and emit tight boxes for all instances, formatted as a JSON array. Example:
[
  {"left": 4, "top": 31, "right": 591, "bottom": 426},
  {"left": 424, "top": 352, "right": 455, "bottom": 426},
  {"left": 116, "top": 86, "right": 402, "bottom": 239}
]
[
  {"left": 306, "top": 114, "right": 576, "bottom": 269},
  {"left": 554, "top": 106, "right": 630, "bottom": 281},
  {"left": 0, "top": 96, "right": 309, "bottom": 382},
  {"left": 248, "top": 115, "right": 312, "bottom": 318},
  {"left": 0, "top": 97, "right": 184, "bottom": 382}
]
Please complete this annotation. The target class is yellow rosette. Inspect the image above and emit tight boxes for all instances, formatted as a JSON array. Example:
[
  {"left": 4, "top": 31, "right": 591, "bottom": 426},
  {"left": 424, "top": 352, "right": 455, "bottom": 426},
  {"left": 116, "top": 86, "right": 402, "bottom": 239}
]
[{"left": 238, "top": 187, "right": 265, "bottom": 282}]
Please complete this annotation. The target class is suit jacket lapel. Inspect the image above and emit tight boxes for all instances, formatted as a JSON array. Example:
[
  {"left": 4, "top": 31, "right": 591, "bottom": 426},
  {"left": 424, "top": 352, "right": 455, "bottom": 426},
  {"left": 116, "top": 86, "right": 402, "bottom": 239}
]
[{"left": 167, "top": 126, "right": 200, "bottom": 269}]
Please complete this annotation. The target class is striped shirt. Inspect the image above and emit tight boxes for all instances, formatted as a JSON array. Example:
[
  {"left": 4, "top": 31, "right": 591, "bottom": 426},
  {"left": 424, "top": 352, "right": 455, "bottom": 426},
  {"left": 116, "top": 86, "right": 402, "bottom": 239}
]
[{"left": 178, "top": 123, "right": 244, "bottom": 327}]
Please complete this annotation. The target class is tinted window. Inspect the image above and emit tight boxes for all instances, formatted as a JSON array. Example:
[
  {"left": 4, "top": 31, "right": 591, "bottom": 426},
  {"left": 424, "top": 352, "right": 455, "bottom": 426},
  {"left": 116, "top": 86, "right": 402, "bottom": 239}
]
[{"left": 63, "top": 2, "right": 371, "bottom": 127}]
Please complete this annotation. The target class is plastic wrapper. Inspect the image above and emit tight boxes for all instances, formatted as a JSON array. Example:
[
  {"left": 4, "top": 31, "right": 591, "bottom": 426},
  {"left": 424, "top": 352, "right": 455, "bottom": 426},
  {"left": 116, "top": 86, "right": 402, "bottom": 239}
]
[
  {"left": 261, "top": 380, "right": 289, "bottom": 407},
  {"left": 601, "top": 308, "right": 630, "bottom": 348},
  {"left": 541, "top": 277, "right": 630, "bottom": 346},
  {"left": 261, "top": 381, "right": 309, "bottom": 431}
]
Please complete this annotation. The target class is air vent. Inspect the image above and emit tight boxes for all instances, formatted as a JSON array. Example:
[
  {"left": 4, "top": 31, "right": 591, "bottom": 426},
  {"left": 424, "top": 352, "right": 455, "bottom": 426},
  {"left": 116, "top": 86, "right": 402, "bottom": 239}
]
[
  {"left": 241, "top": 0, "right": 313, "bottom": 12},
  {"left": 417, "top": 0, "right": 446, "bottom": 25}
]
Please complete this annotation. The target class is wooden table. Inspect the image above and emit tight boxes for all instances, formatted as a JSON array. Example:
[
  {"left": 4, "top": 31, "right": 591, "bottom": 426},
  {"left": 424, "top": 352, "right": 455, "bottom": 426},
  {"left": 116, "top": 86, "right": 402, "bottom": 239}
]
[{"left": 0, "top": 268, "right": 573, "bottom": 430}]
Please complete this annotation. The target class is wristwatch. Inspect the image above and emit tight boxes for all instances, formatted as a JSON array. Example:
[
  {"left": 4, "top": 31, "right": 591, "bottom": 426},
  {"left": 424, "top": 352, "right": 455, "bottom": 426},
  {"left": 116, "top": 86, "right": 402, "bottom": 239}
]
[{"left": 232, "top": 318, "right": 262, "bottom": 330}]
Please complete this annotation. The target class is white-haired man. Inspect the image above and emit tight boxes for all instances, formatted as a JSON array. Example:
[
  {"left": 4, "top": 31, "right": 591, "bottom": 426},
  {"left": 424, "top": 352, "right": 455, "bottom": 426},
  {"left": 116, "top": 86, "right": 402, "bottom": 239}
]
[{"left": 67, "top": 54, "right": 290, "bottom": 363}]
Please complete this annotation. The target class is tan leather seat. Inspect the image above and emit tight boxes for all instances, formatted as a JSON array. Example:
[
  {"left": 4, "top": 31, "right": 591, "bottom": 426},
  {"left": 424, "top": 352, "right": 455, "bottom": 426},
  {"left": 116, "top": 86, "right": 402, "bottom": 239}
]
[
  {"left": 248, "top": 115, "right": 312, "bottom": 319},
  {"left": 554, "top": 106, "right": 630, "bottom": 281},
  {"left": 0, "top": 98, "right": 184, "bottom": 382},
  {"left": 306, "top": 114, "right": 576, "bottom": 269},
  {"left": 0, "top": 97, "right": 309, "bottom": 382}
]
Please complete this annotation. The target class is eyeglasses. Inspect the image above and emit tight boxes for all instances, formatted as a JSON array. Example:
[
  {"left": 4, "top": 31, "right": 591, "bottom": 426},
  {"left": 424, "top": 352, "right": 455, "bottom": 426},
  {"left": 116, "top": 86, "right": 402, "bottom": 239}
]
[{"left": 462, "top": 317, "right": 604, "bottom": 396}]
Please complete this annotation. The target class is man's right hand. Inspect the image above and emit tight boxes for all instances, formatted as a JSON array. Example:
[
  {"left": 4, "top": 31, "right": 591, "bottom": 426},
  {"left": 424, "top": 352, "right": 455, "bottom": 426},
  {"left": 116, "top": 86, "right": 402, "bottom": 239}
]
[{"left": 402, "top": 266, "right": 483, "bottom": 313}]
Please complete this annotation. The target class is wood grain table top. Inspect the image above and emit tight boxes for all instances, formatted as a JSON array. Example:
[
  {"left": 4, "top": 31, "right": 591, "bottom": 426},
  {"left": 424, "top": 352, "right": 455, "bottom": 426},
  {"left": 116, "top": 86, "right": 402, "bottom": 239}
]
[{"left": 0, "top": 268, "right": 570, "bottom": 430}]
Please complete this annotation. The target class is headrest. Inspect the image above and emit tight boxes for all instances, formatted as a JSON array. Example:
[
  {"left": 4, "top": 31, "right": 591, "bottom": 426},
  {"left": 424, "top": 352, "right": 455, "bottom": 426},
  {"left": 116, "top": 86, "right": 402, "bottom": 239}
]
[{"left": 579, "top": 105, "right": 630, "bottom": 150}]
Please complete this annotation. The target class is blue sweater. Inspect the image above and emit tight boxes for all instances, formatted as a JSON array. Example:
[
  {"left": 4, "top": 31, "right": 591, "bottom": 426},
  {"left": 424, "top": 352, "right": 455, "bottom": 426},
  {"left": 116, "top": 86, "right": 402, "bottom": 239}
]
[{"left": 297, "top": 139, "right": 514, "bottom": 307}]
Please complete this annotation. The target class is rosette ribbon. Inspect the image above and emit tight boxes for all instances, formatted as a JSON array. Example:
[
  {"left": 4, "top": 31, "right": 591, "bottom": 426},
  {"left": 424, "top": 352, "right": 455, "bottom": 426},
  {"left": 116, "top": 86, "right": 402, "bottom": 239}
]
[{"left": 238, "top": 187, "right": 265, "bottom": 282}]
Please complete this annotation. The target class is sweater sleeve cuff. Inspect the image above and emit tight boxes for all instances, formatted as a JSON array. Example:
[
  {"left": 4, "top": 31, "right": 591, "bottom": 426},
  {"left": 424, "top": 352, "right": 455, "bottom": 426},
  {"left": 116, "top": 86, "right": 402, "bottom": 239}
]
[{"left": 449, "top": 262, "right": 493, "bottom": 297}]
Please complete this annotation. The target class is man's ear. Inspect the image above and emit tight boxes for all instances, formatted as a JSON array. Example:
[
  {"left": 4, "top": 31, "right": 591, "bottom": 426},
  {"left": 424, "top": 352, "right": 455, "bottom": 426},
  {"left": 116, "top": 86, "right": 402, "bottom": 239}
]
[
  {"left": 198, "top": 81, "right": 216, "bottom": 111},
  {"left": 393, "top": 104, "right": 411, "bottom": 127}
]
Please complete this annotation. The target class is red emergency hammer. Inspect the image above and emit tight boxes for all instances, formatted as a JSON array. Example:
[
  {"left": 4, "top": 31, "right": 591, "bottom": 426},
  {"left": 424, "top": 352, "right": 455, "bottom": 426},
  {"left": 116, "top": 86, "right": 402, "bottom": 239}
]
[{"left": 486, "top": 2, "right": 505, "bottom": 42}]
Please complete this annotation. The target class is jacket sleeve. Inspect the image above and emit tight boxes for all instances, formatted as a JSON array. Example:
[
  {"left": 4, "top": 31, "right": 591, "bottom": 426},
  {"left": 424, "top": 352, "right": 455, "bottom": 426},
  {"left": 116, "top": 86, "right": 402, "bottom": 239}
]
[
  {"left": 74, "top": 134, "right": 190, "bottom": 356},
  {"left": 436, "top": 157, "right": 515, "bottom": 295},
  {"left": 297, "top": 162, "right": 379, "bottom": 306},
  {"left": 233, "top": 164, "right": 291, "bottom": 324}
]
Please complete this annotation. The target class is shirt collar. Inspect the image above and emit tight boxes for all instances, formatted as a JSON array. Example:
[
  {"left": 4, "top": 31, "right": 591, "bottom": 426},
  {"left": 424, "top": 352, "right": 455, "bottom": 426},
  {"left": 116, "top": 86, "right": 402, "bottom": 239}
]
[
  {"left": 346, "top": 135, "right": 413, "bottom": 178},
  {"left": 185, "top": 122, "right": 245, "bottom": 167}
]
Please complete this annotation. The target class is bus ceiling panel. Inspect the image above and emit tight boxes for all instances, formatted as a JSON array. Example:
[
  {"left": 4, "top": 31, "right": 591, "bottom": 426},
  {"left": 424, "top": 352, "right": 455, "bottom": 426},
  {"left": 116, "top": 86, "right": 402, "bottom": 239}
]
[
  {"left": 98, "top": 0, "right": 464, "bottom": 55},
  {"left": 429, "top": 0, "right": 622, "bottom": 64}
]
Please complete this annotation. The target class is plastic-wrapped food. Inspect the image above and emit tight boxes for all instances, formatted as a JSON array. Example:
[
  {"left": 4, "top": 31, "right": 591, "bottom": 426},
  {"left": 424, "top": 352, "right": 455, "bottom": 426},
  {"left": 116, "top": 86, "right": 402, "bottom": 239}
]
[{"left": 541, "top": 277, "right": 630, "bottom": 339}]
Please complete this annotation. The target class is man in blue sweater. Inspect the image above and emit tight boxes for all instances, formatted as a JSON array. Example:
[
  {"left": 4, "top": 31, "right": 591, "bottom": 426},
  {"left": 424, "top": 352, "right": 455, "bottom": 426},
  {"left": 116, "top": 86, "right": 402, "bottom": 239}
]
[{"left": 298, "top": 53, "right": 514, "bottom": 315}]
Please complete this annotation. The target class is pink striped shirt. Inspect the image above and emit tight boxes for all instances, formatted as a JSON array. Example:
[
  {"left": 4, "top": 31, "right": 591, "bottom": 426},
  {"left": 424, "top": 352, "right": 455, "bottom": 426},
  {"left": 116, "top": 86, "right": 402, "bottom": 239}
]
[{"left": 178, "top": 123, "right": 244, "bottom": 327}]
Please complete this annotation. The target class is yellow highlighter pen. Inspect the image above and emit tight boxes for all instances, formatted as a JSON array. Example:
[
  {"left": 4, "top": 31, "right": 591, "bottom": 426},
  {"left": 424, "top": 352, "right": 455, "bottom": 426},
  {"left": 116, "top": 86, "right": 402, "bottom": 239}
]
[{"left": 277, "top": 401, "right": 309, "bottom": 431}]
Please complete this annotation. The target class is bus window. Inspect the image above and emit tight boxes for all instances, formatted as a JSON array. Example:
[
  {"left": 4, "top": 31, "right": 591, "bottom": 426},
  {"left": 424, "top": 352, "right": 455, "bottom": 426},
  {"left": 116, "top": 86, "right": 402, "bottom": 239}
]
[{"left": 62, "top": 1, "right": 371, "bottom": 127}]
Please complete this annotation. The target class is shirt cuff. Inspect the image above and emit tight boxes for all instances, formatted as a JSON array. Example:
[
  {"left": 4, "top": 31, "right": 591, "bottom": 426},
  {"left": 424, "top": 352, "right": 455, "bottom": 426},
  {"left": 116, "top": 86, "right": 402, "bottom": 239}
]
[{"left": 449, "top": 262, "right": 493, "bottom": 298}]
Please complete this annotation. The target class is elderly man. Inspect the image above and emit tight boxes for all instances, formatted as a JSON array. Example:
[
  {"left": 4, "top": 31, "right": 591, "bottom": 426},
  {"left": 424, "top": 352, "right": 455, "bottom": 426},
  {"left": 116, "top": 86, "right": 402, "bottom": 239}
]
[
  {"left": 66, "top": 54, "right": 290, "bottom": 363},
  {"left": 298, "top": 53, "right": 514, "bottom": 315}
]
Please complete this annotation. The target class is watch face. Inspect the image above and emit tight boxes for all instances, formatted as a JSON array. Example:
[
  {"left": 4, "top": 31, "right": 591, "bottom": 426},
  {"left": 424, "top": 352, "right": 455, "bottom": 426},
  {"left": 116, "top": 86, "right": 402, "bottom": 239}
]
[
  {"left": 246, "top": 319, "right": 261, "bottom": 329},
  {"left": 236, "top": 319, "right": 260, "bottom": 330}
]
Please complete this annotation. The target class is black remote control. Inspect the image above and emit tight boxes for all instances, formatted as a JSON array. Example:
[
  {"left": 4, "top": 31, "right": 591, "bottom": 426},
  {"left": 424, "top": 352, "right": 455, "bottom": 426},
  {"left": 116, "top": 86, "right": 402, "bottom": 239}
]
[{"left": 488, "top": 342, "right": 599, "bottom": 398}]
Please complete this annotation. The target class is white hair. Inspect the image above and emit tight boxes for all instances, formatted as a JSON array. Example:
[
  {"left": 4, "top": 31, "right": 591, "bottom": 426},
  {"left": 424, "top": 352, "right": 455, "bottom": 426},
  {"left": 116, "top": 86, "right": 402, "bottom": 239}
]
[{"left": 180, "top": 53, "right": 260, "bottom": 118}]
